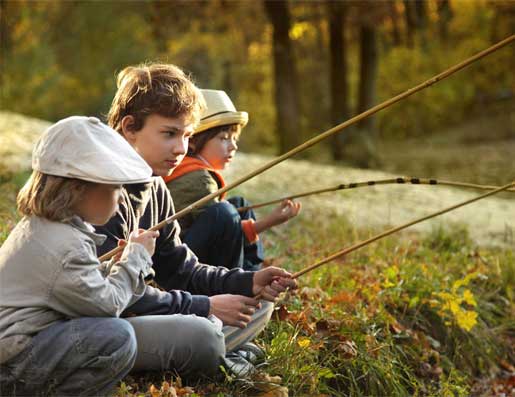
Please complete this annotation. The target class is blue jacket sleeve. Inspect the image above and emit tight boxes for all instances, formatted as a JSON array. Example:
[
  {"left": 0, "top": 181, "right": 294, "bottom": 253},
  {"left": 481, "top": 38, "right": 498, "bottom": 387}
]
[{"left": 121, "top": 285, "right": 210, "bottom": 317}]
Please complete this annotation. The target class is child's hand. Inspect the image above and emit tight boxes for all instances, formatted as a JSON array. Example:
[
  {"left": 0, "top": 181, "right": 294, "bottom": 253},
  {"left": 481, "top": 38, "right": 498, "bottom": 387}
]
[
  {"left": 113, "top": 239, "right": 127, "bottom": 262},
  {"left": 270, "top": 199, "right": 301, "bottom": 226},
  {"left": 208, "top": 294, "right": 261, "bottom": 328},
  {"left": 128, "top": 228, "right": 159, "bottom": 256},
  {"left": 252, "top": 266, "right": 298, "bottom": 301}
]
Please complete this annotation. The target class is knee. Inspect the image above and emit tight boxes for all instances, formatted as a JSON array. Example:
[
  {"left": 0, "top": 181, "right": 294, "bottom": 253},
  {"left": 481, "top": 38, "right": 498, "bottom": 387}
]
[
  {"left": 188, "top": 318, "right": 225, "bottom": 376},
  {"left": 211, "top": 202, "right": 240, "bottom": 226},
  {"left": 227, "top": 196, "right": 249, "bottom": 208},
  {"left": 98, "top": 319, "right": 137, "bottom": 375}
]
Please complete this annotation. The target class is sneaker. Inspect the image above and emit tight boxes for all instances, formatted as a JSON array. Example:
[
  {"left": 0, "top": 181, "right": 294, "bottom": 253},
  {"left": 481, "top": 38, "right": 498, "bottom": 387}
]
[{"left": 223, "top": 342, "right": 266, "bottom": 378}]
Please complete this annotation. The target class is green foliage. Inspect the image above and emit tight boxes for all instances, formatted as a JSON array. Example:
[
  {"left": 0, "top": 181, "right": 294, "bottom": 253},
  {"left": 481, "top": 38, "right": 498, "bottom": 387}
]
[
  {"left": 1, "top": 1, "right": 513, "bottom": 154},
  {"left": 251, "top": 216, "right": 514, "bottom": 396},
  {"left": 0, "top": 171, "right": 28, "bottom": 244}
]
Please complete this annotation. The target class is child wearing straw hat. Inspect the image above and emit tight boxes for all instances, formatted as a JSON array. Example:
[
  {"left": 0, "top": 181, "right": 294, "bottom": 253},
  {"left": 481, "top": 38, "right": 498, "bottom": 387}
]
[
  {"left": 164, "top": 89, "right": 301, "bottom": 271},
  {"left": 96, "top": 63, "right": 297, "bottom": 378},
  {"left": 0, "top": 116, "right": 158, "bottom": 396}
]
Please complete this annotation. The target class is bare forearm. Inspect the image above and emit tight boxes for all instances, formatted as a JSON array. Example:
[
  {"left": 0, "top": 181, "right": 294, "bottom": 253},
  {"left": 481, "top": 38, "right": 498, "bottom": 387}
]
[{"left": 253, "top": 214, "right": 281, "bottom": 234}]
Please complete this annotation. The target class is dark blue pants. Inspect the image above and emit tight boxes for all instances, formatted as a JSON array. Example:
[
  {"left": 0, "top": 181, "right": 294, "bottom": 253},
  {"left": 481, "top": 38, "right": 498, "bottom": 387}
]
[{"left": 183, "top": 196, "right": 264, "bottom": 271}]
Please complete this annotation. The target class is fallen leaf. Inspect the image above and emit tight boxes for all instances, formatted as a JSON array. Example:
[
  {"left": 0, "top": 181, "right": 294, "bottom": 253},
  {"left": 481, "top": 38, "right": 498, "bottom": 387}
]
[
  {"left": 273, "top": 304, "right": 290, "bottom": 322},
  {"left": 149, "top": 384, "right": 160, "bottom": 397},
  {"left": 499, "top": 359, "right": 515, "bottom": 373},
  {"left": 329, "top": 291, "right": 358, "bottom": 305},
  {"left": 256, "top": 386, "right": 289, "bottom": 397},
  {"left": 337, "top": 340, "right": 358, "bottom": 359},
  {"left": 300, "top": 287, "right": 329, "bottom": 301}
]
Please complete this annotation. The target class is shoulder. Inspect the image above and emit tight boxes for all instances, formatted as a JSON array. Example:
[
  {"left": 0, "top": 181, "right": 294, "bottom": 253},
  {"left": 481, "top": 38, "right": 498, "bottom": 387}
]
[
  {"left": 170, "top": 169, "right": 216, "bottom": 188},
  {"left": 34, "top": 217, "right": 96, "bottom": 254},
  {"left": 0, "top": 216, "right": 94, "bottom": 270}
]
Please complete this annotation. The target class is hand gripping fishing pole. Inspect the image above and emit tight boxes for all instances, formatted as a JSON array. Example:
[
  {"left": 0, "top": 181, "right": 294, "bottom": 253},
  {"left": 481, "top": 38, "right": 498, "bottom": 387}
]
[
  {"left": 98, "top": 35, "right": 514, "bottom": 262},
  {"left": 237, "top": 177, "right": 515, "bottom": 212}
]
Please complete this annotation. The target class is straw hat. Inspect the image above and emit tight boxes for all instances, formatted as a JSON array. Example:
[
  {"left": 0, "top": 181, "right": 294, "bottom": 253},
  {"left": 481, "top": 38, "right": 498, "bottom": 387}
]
[
  {"left": 195, "top": 89, "right": 248, "bottom": 134},
  {"left": 33, "top": 116, "right": 152, "bottom": 184}
]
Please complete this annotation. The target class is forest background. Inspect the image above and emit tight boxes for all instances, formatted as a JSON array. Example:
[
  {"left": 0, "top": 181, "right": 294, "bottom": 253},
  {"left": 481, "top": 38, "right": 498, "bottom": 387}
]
[{"left": 1, "top": 0, "right": 514, "bottom": 169}]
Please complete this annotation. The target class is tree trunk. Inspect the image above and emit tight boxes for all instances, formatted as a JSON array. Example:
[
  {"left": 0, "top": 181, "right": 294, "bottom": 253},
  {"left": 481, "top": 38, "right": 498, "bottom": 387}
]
[
  {"left": 328, "top": 0, "right": 349, "bottom": 161},
  {"left": 403, "top": 0, "right": 416, "bottom": 48},
  {"left": 437, "top": 0, "right": 452, "bottom": 42},
  {"left": 0, "top": 0, "right": 13, "bottom": 86},
  {"left": 352, "top": 23, "right": 379, "bottom": 169},
  {"left": 414, "top": 0, "right": 427, "bottom": 48},
  {"left": 264, "top": 0, "right": 302, "bottom": 153},
  {"left": 357, "top": 25, "right": 377, "bottom": 132},
  {"left": 388, "top": 0, "right": 402, "bottom": 47}
]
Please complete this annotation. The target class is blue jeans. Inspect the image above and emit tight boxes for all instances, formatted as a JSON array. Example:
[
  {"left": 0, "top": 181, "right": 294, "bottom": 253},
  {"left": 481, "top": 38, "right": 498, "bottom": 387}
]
[
  {"left": 0, "top": 318, "right": 137, "bottom": 396},
  {"left": 183, "top": 196, "right": 264, "bottom": 271},
  {"left": 0, "top": 305, "right": 274, "bottom": 395}
]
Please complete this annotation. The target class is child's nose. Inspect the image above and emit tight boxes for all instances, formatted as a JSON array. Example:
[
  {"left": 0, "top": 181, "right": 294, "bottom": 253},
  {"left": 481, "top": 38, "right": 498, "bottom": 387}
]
[{"left": 173, "top": 138, "right": 188, "bottom": 155}]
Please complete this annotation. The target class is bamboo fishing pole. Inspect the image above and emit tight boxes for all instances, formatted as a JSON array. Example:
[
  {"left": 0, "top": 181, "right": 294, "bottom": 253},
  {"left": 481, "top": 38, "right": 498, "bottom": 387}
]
[
  {"left": 290, "top": 182, "right": 514, "bottom": 280},
  {"left": 99, "top": 35, "right": 515, "bottom": 262},
  {"left": 238, "top": 177, "right": 515, "bottom": 212}
]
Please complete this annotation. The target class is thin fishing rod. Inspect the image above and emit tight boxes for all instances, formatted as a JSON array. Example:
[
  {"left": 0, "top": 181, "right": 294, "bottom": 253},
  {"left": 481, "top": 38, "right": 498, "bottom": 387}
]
[
  {"left": 238, "top": 177, "right": 515, "bottom": 212},
  {"left": 98, "top": 35, "right": 514, "bottom": 262},
  {"left": 292, "top": 181, "right": 514, "bottom": 280}
]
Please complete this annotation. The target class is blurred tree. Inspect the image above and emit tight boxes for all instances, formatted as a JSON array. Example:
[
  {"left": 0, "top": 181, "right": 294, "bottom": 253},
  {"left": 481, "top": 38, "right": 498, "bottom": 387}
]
[
  {"left": 264, "top": 0, "right": 302, "bottom": 153},
  {"left": 403, "top": 0, "right": 417, "bottom": 47},
  {"left": 437, "top": 0, "right": 453, "bottom": 42},
  {"left": 352, "top": 21, "right": 380, "bottom": 168},
  {"left": 414, "top": 0, "right": 427, "bottom": 48},
  {"left": 387, "top": 0, "right": 403, "bottom": 47},
  {"left": 328, "top": 0, "right": 349, "bottom": 161}
]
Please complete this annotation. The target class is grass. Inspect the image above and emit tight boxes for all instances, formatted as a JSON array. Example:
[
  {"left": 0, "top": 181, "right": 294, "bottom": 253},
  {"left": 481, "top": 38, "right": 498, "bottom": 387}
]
[
  {"left": 244, "top": 214, "right": 514, "bottom": 396},
  {"left": 0, "top": 174, "right": 513, "bottom": 396}
]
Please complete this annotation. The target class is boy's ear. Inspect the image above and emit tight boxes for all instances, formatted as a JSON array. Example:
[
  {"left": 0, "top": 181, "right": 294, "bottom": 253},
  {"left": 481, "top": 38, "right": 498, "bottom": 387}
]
[{"left": 120, "top": 116, "right": 137, "bottom": 142}]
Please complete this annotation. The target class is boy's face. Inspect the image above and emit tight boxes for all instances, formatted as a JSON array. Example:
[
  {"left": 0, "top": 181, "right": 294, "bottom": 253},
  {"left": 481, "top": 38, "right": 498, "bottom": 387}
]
[
  {"left": 122, "top": 113, "right": 195, "bottom": 177},
  {"left": 198, "top": 129, "right": 240, "bottom": 170},
  {"left": 75, "top": 184, "right": 122, "bottom": 226}
]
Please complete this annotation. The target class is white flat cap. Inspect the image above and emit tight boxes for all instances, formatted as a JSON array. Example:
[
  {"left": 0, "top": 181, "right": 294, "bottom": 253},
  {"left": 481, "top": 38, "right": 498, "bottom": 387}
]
[{"left": 32, "top": 116, "right": 152, "bottom": 184}]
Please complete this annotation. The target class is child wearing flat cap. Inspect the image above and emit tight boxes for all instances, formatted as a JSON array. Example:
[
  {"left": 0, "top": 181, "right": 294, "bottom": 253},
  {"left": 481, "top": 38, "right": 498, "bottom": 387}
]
[
  {"left": 0, "top": 116, "right": 158, "bottom": 396},
  {"left": 96, "top": 63, "right": 297, "bottom": 378},
  {"left": 165, "top": 89, "right": 301, "bottom": 271}
]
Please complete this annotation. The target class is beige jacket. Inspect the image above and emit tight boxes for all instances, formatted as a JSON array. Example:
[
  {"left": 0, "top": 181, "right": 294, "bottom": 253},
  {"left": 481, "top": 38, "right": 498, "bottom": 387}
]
[{"left": 0, "top": 215, "right": 153, "bottom": 364}]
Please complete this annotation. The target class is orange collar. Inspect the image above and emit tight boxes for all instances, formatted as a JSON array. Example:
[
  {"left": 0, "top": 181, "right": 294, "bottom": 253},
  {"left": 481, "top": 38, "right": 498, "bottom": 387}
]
[{"left": 163, "top": 156, "right": 227, "bottom": 199}]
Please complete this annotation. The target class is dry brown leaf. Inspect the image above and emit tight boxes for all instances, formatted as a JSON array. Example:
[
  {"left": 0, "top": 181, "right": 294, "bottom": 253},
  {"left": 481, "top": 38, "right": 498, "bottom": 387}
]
[
  {"left": 254, "top": 372, "right": 282, "bottom": 384},
  {"left": 300, "top": 286, "right": 329, "bottom": 301},
  {"left": 273, "top": 304, "right": 290, "bottom": 322},
  {"left": 256, "top": 386, "right": 289, "bottom": 397},
  {"left": 149, "top": 384, "right": 160, "bottom": 397},
  {"left": 176, "top": 386, "right": 195, "bottom": 396},
  {"left": 499, "top": 359, "right": 515, "bottom": 373},
  {"left": 389, "top": 319, "right": 405, "bottom": 335},
  {"left": 337, "top": 340, "right": 358, "bottom": 359},
  {"left": 329, "top": 291, "right": 358, "bottom": 305}
]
